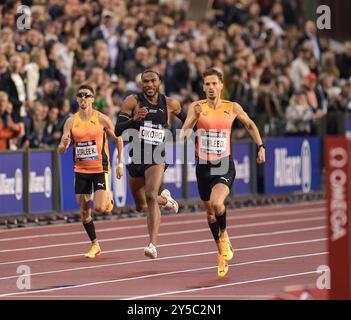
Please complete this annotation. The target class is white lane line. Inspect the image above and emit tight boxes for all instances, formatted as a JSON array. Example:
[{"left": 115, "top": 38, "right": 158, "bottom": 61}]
[
  {"left": 0, "top": 201, "right": 326, "bottom": 238},
  {"left": 124, "top": 268, "right": 328, "bottom": 300},
  {"left": 0, "top": 225, "right": 326, "bottom": 266},
  {"left": 0, "top": 215, "right": 325, "bottom": 253},
  {"left": 0, "top": 251, "right": 327, "bottom": 297},
  {"left": 0, "top": 237, "right": 326, "bottom": 281},
  {"left": 0, "top": 206, "right": 325, "bottom": 242}
]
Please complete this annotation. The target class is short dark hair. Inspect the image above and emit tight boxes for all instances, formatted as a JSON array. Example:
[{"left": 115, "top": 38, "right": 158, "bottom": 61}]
[
  {"left": 77, "top": 84, "right": 95, "bottom": 95},
  {"left": 141, "top": 69, "right": 161, "bottom": 80},
  {"left": 203, "top": 68, "right": 223, "bottom": 83}
]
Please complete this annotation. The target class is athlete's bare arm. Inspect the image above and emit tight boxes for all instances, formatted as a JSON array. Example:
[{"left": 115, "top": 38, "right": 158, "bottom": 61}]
[
  {"left": 115, "top": 95, "right": 148, "bottom": 137},
  {"left": 166, "top": 97, "right": 181, "bottom": 115},
  {"left": 57, "top": 116, "right": 73, "bottom": 154},
  {"left": 99, "top": 113, "right": 124, "bottom": 179},
  {"left": 121, "top": 95, "right": 148, "bottom": 121},
  {"left": 179, "top": 102, "right": 202, "bottom": 139},
  {"left": 233, "top": 102, "right": 265, "bottom": 164}
]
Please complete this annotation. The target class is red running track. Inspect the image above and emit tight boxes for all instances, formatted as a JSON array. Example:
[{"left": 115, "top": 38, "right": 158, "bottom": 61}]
[{"left": 0, "top": 201, "right": 327, "bottom": 300}]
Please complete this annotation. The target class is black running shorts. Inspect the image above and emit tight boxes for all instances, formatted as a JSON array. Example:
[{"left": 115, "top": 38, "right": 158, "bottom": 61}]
[
  {"left": 74, "top": 172, "right": 108, "bottom": 194},
  {"left": 127, "top": 162, "right": 169, "bottom": 178},
  {"left": 195, "top": 157, "right": 236, "bottom": 201}
]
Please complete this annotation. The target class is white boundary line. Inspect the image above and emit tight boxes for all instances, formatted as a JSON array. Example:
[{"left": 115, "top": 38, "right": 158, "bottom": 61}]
[
  {"left": 124, "top": 269, "right": 327, "bottom": 300},
  {"left": 0, "top": 215, "right": 325, "bottom": 253},
  {"left": 0, "top": 200, "right": 326, "bottom": 235},
  {"left": 0, "top": 225, "right": 326, "bottom": 266},
  {"left": 0, "top": 251, "right": 327, "bottom": 297},
  {"left": 0, "top": 237, "right": 326, "bottom": 281}
]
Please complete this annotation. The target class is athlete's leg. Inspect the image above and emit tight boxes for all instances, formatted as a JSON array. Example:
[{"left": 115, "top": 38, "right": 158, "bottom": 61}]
[
  {"left": 76, "top": 193, "right": 101, "bottom": 258},
  {"left": 210, "top": 183, "right": 233, "bottom": 268},
  {"left": 144, "top": 163, "right": 165, "bottom": 246},
  {"left": 129, "top": 176, "right": 147, "bottom": 211},
  {"left": 93, "top": 172, "right": 113, "bottom": 213},
  {"left": 210, "top": 183, "right": 230, "bottom": 235}
]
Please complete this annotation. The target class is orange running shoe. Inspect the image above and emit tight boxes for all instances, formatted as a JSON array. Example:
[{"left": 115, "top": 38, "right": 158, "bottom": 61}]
[
  {"left": 217, "top": 254, "right": 229, "bottom": 277},
  {"left": 85, "top": 242, "right": 101, "bottom": 258},
  {"left": 218, "top": 233, "right": 234, "bottom": 261}
]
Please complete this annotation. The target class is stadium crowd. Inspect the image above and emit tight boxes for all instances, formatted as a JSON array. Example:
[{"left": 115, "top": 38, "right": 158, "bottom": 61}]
[{"left": 0, "top": 0, "right": 350, "bottom": 151}]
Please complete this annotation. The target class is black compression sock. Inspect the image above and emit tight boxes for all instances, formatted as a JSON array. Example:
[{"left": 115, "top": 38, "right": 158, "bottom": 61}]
[
  {"left": 208, "top": 221, "right": 220, "bottom": 241},
  {"left": 216, "top": 209, "right": 227, "bottom": 231},
  {"left": 83, "top": 219, "right": 97, "bottom": 243}
]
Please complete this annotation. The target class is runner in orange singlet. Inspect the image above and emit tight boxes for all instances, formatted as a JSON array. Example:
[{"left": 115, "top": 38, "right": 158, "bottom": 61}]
[
  {"left": 58, "top": 84, "right": 124, "bottom": 258},
  {"left": 181, "top": 68, "right": 265, "bottom": 277}
]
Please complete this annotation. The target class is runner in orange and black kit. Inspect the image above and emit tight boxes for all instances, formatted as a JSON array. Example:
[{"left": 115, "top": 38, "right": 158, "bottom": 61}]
[
  {"left": 58, "top": 84, "right": 124, "bottom": 258},
  {"left": 181, "top": 68, "right": 265, "bottom": 277}
]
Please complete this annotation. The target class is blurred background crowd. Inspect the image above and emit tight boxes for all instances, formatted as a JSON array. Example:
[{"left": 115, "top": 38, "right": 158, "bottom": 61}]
[{"left": 0, "top": 0, "right": 350, "bottom": 151}]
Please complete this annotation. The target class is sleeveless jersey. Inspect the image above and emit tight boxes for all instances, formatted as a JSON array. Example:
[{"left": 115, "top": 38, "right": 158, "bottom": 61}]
[
  {"left": 196, "top": 99, "right": 236, "bottom": 162},
  {"left": 71, "top": 110, "right": 110, "bottom": 173},
  {"left": 130, "top": 93, "right": 168, "bottom": 163}
]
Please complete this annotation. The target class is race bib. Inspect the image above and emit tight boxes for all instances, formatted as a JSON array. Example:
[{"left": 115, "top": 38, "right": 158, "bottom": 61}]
[
  {"left": 75, "top": 140, "right": 99, "bottom": 161},
  {"left": 139, "top": 122, "right": 165, "bottom": 145},
  {"left": 199, "top": 130, "right": 227, "bottom": 155}
]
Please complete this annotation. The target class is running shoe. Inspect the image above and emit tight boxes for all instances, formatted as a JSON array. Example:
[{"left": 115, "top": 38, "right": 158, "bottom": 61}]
[
  {"left": 85, "top": 242, "right": 101, "bottom": 258},
  {"left": 217, "top": 254, "right": 229, "bottom": 277},
  {"left": 161, "top": 189, "right": 179, "bottom": 214},
  {"left": 144, "top": 243, "right": 157, "bottom": 259},
  {"left": 218, "top": 233, "right": 234, "bottom": 261}
]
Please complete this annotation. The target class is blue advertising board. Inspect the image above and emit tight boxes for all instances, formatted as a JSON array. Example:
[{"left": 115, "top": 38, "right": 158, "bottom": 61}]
[
  {"left": 29, "top": 151, "right": 53, "bottom": 213},
  {"left": 110, "top": 142, "right": 134, "bottom": 208},
  {"left": 264, "top": 137, "right": 321, "bottom": 194},
  {"left": 183, "top": 140, "right": 199, "bottom": 199},
  {"left": 163, "top": 142, "right": 183, "bottom": 199},
  {"left": 346, "top": 114, "right": 351, "bottom": 137},
  {"left": 0, "top": 152, "right": 24, "bottom": 216},
  {"left": 59, "top": 147, "right": 79, "bottom": 211},
  {"left": 233, "top": 142, "right": 251, "bottom": 196}
]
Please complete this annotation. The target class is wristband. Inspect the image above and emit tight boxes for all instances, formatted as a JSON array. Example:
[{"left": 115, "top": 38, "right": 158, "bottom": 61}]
[
  {"left": 117, "top": 163, "right": 124, "bottom": 168},
  {"left": 258, "top": 144, "right": 265, "bottom": 150}
]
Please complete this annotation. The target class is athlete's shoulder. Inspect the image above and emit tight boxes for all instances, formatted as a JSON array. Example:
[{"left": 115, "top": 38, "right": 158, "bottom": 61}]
[{"left": 221, "top": 100, "right": 232, "bottom": 104}]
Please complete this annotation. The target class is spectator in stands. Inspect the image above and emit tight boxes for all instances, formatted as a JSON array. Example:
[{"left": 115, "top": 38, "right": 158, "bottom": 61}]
[
  {"left": 337, "top": 41, "right": 351, "bottom": 80},
  {"left": 0, "top": 91, "right": 24, "bottom": 150},
  {"left": 285, "top": 91, "right": 314, "bottom": 136},
  {"left": 290, "top": 41, "right": 313, "bottom": 90},
  {"left": 0, "top": 54, "right": 27, "bottom": 122}
]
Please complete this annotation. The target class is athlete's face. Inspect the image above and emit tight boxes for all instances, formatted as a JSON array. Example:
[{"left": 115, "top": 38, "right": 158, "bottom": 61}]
[
  {"left": 203, "top": 75, "right": 223, "bottom": 100},
  {"left": 76, "top": 89, "right": 94, "bottom": 109},
  {"left": 142, "top": 72, "right": 160, "bottom": 98}
]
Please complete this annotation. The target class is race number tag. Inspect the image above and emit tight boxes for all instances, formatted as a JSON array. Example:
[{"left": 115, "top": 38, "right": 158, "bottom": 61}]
[
  {"left": 139, "top": 122, "right": 165, "bottom": 145},
  {"left": 75, "top": 140, "right": 99, "bottom": 161},
  {"left": 199, "top": 130, "right": 227, "bottom": 155}
]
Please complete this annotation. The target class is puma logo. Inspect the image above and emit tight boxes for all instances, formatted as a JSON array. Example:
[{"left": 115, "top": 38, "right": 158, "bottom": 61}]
[
  {"left": 220, "top": 177, "right": 229, "bottom": 182},
  {"left": 224, "top": 111, "right": 230, "bottom": 115},
  {"left": 97, "top": 183, "right": 105, "bottom": 187},
  {"left": 90, "top": 121, "right": 96, "bottom": 124}
]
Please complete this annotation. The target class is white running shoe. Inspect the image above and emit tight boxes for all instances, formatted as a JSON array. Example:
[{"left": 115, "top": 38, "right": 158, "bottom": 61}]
[
  {"left": 144, "top": 243, "right": 157, "bottom": 259},
  {"left": 161, "top": 189, "right": 179, "bottom": 214}
]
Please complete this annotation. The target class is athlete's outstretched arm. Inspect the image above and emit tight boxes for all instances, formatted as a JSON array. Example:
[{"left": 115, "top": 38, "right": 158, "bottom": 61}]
[
  {"left": 57, "top": 116, "right": 73, "bottom": 154},
  {"left": 99, "top": 113, "right": 124, "bottom": 179},
  {"left": 234, "top": 102, "right": 265, "bottom": 164},
  {"left": 179, "top": 102, "right": 202, "bottom": 139},
  {"left": 114, "top": 95, "right": 147, "bottom": 137}
]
